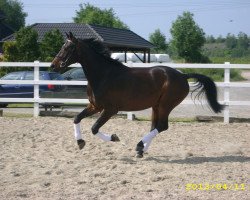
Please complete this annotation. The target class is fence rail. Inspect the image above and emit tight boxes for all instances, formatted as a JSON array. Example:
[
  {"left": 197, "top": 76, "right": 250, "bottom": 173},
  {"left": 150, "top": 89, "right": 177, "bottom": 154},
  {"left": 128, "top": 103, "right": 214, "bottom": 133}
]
[{"left": 0, "top": 61, "right": 250, "bottom": 123}]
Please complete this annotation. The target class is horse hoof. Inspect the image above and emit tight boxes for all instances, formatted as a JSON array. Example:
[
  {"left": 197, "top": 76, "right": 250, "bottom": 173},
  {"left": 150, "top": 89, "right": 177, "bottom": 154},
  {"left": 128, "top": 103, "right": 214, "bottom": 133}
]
[
  {"left": 77, "top": 139, "right": 86, "bottom": 150},
  {"left": 135, "top": 152, "right": 144, "bottom": 158},
  {"left": 136, "top": 141, "right": 144, "bottom": 152},
  {"left": 111, "top": 134, "right": 120, "bottom": 142}
]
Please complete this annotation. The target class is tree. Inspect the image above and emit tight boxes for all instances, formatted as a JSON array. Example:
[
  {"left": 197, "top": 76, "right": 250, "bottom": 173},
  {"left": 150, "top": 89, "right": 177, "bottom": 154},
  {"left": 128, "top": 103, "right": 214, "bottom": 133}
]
[
  {"left": 40, "top": 29, "right": 64, "bottom": 61},
  {"left": 215, "top": 35, "right": 226, "bottom": 43},
  {"left": 170, "top": 11, "right": 207, "bottom": 63},
  {"left": 0, "top": 0, "right": 27, "bottom": 31},
  {"left": 15, "top": 27, "right": 40, "bottom": 61},
  {"left": 225, "top": 33, "right": 237, "bottom": 49},
  {"left": 73, "top": 3, "right": 129, "bottom": 29},
  {"left": 149, "top": 29, "right": 168, "bottom": 53},
  {"left": 206, "top": 35, "right": 216, "bottom": 43},
  {"left": 237, "top": 32, "right": 249, "bottom": 50},
  {"left": 2, "top": 41, "right": 18, "bottom": 61},
  {"left": 1, "top": 41, "right": 19, "bottom": 76},
  {"left": 1, "top": 27, "right": 40, "bottom": 75}
]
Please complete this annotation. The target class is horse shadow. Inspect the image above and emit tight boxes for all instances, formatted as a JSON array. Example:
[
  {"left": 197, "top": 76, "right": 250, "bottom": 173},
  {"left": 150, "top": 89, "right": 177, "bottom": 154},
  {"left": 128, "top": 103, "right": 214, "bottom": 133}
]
[
  {"left": 142, "top": 155, "right": 250, "bottom": 164},
  {"left": 118, "top": 155, "right": 250, "bottom": 165}
]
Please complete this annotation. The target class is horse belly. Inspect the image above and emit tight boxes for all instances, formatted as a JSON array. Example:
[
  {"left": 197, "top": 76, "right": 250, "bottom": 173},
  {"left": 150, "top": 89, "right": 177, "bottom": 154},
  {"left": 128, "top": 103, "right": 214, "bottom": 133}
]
[{"left": 117, "top": 85, "right": 161, "bottom": 111}]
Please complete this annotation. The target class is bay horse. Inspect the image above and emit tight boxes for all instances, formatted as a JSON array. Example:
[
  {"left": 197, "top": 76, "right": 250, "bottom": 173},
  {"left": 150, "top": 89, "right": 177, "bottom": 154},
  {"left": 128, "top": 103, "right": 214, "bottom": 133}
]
[{"left": 51, "top": 32, "right": 224, "bottom": 158}]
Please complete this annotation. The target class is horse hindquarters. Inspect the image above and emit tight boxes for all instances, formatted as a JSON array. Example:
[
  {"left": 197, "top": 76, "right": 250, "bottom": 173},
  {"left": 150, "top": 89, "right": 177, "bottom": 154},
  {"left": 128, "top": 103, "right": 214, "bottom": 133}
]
[
  {"left": 152, "top": 72, "right": 189, "bottom": 133},
  {"left": 136, "top": 72, "right": 189, "bottom": 157}
]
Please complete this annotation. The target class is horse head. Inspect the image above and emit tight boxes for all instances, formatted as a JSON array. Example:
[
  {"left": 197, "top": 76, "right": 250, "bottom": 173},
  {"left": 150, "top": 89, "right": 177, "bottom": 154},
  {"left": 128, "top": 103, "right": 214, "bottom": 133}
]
[{"left": 50, "top": 32, "right": 79, "bottom": 71}]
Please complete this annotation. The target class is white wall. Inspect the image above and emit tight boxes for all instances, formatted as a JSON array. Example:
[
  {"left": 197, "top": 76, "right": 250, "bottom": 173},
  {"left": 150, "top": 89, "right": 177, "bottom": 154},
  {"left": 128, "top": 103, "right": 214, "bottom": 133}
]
[{"left": 111, "top": 53, "right": 171, "bottom": 63}]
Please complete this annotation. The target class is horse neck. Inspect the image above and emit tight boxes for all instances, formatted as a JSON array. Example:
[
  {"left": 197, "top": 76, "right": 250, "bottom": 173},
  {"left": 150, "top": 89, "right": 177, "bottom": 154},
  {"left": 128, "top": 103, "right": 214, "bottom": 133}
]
[{"left": 77, "top": 47, "right": 124, "bottom": 91}]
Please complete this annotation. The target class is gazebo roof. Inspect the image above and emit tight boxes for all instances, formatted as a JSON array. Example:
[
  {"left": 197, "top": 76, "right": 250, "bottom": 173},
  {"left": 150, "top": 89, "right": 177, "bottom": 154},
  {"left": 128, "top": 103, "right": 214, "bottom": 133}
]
[{"left": 2, "top": 23, "right": 154, "bottom": 51}]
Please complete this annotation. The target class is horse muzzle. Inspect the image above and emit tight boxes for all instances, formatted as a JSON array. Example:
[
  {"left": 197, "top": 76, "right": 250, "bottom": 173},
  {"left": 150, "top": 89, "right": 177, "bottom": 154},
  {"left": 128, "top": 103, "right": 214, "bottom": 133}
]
[{"left": 50, "top": 63, "right": 60, "bottom": 72}]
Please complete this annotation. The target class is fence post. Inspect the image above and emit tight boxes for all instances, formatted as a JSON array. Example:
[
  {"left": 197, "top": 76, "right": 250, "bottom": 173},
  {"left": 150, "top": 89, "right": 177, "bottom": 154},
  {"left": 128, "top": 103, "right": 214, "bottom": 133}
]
[
  {"left": 127, "top": 61, "right": 134, "bottom": 120},
  {"left": 34, "top": 61, "right": 40, "bottom": 117},
  {"left": 224, "top": 62, "right": 230, "bottom": 123}
]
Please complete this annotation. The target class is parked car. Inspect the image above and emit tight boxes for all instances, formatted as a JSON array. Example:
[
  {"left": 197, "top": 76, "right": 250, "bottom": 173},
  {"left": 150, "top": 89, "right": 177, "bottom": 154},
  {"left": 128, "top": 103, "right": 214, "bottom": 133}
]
[
  {"left": 0, "top": 71, "right": 64, "bottom": 107},
  {"left": 62, "top": 67, "right": 86, "bottom": 81},
  {"left": 40, "top": 67, "right": 88, "bottom": 99}
]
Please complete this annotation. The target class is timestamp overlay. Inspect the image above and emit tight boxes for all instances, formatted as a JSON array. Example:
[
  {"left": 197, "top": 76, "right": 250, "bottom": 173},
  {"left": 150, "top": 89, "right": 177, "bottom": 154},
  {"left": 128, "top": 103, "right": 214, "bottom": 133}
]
[{"left": 183, "top": 182, "right": 250, "bottom": 191}]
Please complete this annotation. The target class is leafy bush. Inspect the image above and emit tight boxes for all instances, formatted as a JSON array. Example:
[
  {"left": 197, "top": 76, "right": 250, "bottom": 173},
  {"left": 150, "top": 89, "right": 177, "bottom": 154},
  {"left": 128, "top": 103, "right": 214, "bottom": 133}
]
[
  {"left": 210, "top": 56, "right": 250, "bottom": 64},
  {"left": 40, "top": 29, "right": 64, "bottom": 62},
  {"left": 2, "top": 41, "right": 18, "bottom": 61}
]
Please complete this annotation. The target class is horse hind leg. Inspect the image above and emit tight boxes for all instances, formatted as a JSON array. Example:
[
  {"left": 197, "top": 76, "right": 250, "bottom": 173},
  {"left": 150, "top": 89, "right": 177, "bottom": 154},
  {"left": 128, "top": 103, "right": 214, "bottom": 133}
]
[
  {"left": 136, "top": 106, "right": 160, "bottom": 157},
  {"left": 151, "top": 106, "right": 159, "bottom": 131},
  {"left": 136, "top": 105, "right": 165, "bottom": 158},
  {"left": 136, "top": 81, "right": 189, "bottom": 157}
]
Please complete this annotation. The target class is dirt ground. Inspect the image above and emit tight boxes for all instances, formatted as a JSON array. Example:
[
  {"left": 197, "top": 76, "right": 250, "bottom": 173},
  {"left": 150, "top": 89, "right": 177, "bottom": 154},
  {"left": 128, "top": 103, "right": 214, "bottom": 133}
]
[{"left": 0, "top": 117, "right": 249, "bottom": 200}]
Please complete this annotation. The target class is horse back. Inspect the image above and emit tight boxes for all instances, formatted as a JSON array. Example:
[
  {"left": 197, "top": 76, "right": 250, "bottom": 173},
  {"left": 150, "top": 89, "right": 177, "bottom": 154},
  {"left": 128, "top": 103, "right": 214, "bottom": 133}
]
[{"left": 103, "top": 66, "right": 187, "bottom": 111}]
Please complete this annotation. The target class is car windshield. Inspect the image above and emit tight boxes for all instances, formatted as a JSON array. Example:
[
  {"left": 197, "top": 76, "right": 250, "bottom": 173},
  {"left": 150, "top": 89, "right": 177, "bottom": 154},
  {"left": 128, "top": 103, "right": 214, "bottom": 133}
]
[
  {"left": 25, "top": 71, "right": 63, "bottom": 80},
  {"left": 1, "top": 72, "right": 23, "bottom": 80},
  {"left": 1, "top": 71, "right": 64, "bottom": 81},
  {"left": 62, "top": 68, "right": 85, "bottom": 80},
  {"left": 49, "top": 73, "right": 64, "bottom": 80}
]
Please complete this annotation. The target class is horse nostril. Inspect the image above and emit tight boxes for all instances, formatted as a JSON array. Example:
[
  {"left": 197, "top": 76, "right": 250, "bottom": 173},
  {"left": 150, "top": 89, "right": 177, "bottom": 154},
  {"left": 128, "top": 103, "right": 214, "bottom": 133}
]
[{"left": 50, "top": 64, "right": 59, "bottom": 72}]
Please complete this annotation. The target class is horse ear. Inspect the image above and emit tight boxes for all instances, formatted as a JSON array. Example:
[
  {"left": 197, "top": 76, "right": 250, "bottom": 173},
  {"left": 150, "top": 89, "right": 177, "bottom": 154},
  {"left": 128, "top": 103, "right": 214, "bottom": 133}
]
[
  {"left": 69, "top": 32, "right": 74, "bottom": 39},
  {"left": 69, "top": 32, "right": 77, "bottom": 43},
  {"left": 66, "top": 32, "right": 69, "bottom": 39}
]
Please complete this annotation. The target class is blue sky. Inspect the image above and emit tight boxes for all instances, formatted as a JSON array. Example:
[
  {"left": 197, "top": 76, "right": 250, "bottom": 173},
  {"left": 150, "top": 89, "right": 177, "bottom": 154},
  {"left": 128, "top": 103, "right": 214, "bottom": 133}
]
[{"left": 21, "top": 0, "right": 250, "bottom": 40}]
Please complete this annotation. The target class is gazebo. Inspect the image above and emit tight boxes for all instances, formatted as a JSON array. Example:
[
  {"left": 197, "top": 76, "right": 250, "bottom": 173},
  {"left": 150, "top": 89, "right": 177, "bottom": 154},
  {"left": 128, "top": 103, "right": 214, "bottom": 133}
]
[{"left": 2, "top": 23, "right": 154, "bottom": 62}]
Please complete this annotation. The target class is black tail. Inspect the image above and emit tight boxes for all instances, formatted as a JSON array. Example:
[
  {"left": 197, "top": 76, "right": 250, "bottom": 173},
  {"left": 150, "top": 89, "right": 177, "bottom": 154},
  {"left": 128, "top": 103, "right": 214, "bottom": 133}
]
[{"left": 185, "top": 73, "right": 224, "bottom": 113}]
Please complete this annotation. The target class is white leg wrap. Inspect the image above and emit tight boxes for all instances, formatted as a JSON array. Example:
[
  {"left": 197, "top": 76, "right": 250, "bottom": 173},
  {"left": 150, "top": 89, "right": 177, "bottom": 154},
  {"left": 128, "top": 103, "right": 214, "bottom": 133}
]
[
  {"left": 142, "top": 129, "right": 158, "bottom": 144},
  {"left": 74, "top": 123, "right": 82, "bottom": 140},
  {"left": 143, "top": 140, "right": 152, "bottom": 152},
  {"left": 96, "top": 132, "right": 112, "bottom": 142},
  {"left": 142, "top": 129, "right": 158, "bottom": 152}
]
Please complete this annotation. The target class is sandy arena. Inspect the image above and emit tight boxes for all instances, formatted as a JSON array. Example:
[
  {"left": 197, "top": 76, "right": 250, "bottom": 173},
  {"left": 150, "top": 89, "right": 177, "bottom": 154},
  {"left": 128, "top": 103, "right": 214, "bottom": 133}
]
[{"left": 0, "top": 117, "right": 249, "bottom": 200}]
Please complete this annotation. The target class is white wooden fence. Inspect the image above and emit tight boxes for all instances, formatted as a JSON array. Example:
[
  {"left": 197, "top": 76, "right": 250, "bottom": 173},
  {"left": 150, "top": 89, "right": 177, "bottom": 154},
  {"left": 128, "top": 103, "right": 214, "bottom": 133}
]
[{"left": 0, "top": 61, "right": 250, "bottom": 123}]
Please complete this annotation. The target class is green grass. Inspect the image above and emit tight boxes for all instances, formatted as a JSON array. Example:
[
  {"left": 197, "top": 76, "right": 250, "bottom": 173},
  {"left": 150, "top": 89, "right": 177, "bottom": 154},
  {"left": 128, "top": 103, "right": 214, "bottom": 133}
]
[
  {"left": 2, "top": 112, "right": 33, "bottom": 118},
  {"left": 172, "top": 57, "right": 246, "bottom": 81},
  {"left": 179, "top": 68, "right": 244, "bottom": 82},
  {"left": 210, "top": 56, "right": 250, "bottom": 64},
  {"left": 7, "top": 103, "right": 34, "bottom": 108}
]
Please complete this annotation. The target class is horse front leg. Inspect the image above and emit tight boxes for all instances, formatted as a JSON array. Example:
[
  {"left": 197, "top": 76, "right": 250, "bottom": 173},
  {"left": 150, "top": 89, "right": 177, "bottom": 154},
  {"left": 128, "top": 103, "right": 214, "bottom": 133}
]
[
  {"left": 73, "top": 104, "right": 100, "bottom": 149},
  {"left": 91, "top": 109, "right": 120, "bottom": 142}
]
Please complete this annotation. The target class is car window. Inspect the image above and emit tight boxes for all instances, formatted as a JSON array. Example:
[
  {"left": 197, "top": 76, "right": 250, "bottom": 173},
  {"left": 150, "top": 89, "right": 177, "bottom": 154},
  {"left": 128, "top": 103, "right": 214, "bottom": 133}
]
[
  {"left": 71, "top": 68, "right": 85, "bottom": 80},
  {"left": 49, "top": 73, "right": 64, "bottom": 80},
  {"left": 23, "top": 71, "right": 63, "bottom": 80},
  {"left": 62, "top": 68, "right": 86, "bottom": 80},
  {"left": 1, "top": 72, "right": 23, "bottom": 80},
  {"left": 39, "top": 73, "right": 48, "bottom": 80},
  {"left": 24, "top": 72, "right": 46, "bottom": 80},
  {"left": 62, "top": 70, "right": 72, "bottom": 78},
  {"left": 24, "top": 72, "right": 34, "bottom": 80}
]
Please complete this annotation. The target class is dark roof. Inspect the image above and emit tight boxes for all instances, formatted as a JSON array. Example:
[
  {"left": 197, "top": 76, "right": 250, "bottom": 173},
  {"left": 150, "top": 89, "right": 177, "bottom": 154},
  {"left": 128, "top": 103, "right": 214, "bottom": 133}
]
[
  {"left": 1, "top": 23, "right": 154, "bottom": 51},
  {"left": 0, "top": 10, "right": 6, "bottom": 20},
  {"left": 0, "top": 22, "right": 14, "bottom": 41}
]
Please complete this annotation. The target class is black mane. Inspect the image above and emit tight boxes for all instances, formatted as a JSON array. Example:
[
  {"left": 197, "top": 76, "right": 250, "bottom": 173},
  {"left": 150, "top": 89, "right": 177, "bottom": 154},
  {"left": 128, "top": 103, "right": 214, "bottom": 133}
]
[
  {"left": 82, "top": 38, "right": 111, "bottom": 57},
  {"left": 81, "top": 38, "right": 126, "bottom": 67}
]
